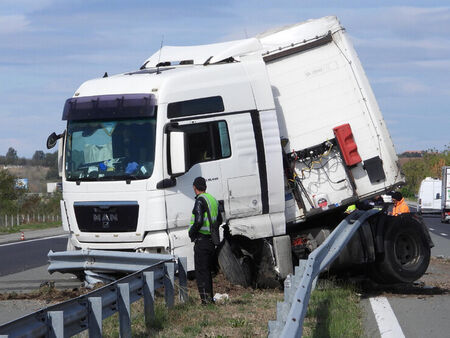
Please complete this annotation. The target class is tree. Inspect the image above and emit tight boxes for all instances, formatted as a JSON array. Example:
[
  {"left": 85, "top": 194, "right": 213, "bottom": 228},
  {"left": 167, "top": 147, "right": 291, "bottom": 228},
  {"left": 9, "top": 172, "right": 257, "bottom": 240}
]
[
  {"left": 401, "top": 147, "right": 450, "bottom": 196},
  {"left": 32, "top": 150, "right": 45, "bottom": 166},
  {"left": 0, "top": 168, "right": 21, "bottom": 213},
  {"left": 5, "top": 147, "right": 18, "bottom": 165},
  {"left": 43, "top": 152, "right": 58, "bottom": 168}
]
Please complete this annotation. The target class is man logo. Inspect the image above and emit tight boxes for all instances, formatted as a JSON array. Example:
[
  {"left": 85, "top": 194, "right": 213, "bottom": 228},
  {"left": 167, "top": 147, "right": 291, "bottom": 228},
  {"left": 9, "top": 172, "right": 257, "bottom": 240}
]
[{"left": 93, "top": 213, "right": 119, "bottom": 228}]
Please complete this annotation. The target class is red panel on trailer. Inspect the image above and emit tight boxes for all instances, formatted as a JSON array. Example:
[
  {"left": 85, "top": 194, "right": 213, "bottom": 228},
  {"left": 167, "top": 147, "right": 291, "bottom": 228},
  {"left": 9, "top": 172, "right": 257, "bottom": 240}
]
[{"left": 333, "top": 124, "right": 362, "bottom": 166}]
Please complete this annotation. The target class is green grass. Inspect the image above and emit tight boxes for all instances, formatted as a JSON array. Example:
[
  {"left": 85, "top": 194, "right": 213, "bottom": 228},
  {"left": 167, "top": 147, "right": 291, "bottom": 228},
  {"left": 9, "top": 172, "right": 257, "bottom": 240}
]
[
  {"left": 99, "top": 275, "right": 283, "bottom": 337},
  {"left": 0, "top": 221, "right": 61, "bottom": 234},
  {"left": 98, "top": 276, "right": 363, "bottom": 338},
  {"left": 303, "top": 281, "right": 363, "bottom": 338}
]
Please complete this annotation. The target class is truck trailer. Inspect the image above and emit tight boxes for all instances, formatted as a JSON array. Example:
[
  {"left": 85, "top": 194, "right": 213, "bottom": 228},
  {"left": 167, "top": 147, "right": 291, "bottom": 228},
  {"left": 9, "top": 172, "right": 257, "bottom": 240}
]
[
  {"left": 442, "top": 166, "right": 450, "bottom": 223},
  {"left": 47, "top": 16, "right": 432, "bottom": 286}
]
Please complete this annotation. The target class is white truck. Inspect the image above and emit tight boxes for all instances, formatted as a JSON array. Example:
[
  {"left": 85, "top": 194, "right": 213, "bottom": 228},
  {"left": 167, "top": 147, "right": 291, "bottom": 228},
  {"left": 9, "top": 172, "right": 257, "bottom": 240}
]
[
  {"left": 47, "top": 16, "right": 432, "bottom": 286},
  {"left": 418, "top": 177, "right": 442, "bottom": 214},
  {"left": 442, "top": 166, "right": 450, "bottom": 223}
]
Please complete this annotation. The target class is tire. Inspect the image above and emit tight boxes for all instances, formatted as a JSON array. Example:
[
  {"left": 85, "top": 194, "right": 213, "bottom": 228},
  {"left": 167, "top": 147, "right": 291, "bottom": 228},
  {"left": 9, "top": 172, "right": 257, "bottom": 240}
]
[
  {"left": 372, "top": 214, "right": 430, "bottom": 284},
  {"left": 218, "top": 239, "right": 252, "bottom": 287}
]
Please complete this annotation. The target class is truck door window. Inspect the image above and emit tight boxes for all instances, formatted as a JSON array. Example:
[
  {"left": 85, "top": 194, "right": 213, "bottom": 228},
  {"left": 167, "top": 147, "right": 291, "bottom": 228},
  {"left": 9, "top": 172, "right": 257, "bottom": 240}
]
[{"left": 179, "top": 121, "right": 231, "bottom": 168}]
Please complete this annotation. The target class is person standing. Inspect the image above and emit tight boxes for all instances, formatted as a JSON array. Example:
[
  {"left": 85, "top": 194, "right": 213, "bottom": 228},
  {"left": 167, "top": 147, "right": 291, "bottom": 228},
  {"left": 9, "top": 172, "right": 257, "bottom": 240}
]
[
  {"left": 188, "top": 176, "right": 222, "bottom": 304},
  {"left": 390, "top": 191, "right": 410, "bottom": 216}
]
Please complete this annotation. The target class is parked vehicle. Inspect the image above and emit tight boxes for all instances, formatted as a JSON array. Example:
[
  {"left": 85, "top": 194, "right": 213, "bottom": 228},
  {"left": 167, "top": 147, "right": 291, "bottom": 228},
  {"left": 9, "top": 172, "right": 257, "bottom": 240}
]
[
  {"left": 418, "top": 177, "right": 442, "bottom": 214},
  {"left": 442, "top": 166, "right": 450, "bottom": 223},
  {"left": 48, "top": 16, "right": 432, "bottom": 286}
]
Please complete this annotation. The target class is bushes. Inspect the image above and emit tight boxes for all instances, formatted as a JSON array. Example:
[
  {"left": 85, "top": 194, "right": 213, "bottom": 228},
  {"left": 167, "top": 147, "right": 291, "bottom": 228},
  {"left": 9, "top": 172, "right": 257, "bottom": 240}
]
[
  {"left": 0, "top": 168, "right": 61, "bottom": 216},
  {"left": 401, "top": 147, "right": 449, "bottom": 196}
]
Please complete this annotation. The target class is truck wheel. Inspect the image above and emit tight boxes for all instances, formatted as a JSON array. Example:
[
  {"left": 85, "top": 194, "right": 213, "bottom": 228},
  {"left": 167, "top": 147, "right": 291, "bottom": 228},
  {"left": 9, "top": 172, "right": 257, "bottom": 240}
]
[
  {"left": 218, "top": 239, "right": 252, "bottom": 287},
  {"left": 373, "top": 214, "right": 430, "bottom": 284}
]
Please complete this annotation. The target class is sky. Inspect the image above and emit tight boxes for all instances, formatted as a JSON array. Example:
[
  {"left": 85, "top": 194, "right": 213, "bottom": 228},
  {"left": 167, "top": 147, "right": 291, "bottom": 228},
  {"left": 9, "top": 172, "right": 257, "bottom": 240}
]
[{"left": 0, "top": 0, "right": 449, "bottom": 158}]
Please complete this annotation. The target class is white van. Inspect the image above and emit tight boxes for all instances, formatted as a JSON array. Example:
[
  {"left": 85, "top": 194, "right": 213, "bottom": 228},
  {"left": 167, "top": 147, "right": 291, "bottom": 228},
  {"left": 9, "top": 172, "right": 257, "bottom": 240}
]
[{"left": 418, "top": 177, "right": 442, "bottom": 214}]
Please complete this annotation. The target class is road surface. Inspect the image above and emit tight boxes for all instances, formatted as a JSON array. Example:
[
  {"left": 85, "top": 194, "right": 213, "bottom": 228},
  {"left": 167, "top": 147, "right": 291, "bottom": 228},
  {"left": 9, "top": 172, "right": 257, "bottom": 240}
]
[
  {"left": 0, "top": 236, "right": 67, "bottom": 276},
  {"left": 362, "top": 207, "right": 450, "bottom": 338}
]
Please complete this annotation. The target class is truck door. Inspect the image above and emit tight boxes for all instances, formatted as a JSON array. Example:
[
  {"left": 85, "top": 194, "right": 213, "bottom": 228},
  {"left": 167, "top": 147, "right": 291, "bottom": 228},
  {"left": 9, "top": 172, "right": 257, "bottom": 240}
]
[{"left": 164, "top": 113, "right": 262, "bottom": 232}]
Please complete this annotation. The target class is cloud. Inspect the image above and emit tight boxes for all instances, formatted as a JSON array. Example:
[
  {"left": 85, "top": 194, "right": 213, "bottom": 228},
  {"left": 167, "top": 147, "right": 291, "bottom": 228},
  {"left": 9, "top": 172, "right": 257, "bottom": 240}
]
[{"left": 0, "top": 15, "right": 30, "bottom": 34}]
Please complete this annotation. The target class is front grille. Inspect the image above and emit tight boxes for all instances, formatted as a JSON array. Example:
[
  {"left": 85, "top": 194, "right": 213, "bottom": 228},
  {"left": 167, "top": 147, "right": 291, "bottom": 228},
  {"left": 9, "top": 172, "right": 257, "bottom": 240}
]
[{"left": 74, "top": 201, "right": 139, "bottom": 232}]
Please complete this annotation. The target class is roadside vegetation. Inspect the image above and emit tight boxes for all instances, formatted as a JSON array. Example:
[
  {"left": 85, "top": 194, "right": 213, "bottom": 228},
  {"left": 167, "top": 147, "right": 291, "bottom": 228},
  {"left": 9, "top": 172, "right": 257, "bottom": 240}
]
[
  {"left": 399, "top": 147, "right": 449, "bottom": 198},
  {"left": 0, "top": 221, "right": 61, "bottom": 234},
  {"left": 0, "top": 166, "right": 61, "bottom": 231},
  {"left": 98, "top": 275, "right": 363, "bottom": 337}
]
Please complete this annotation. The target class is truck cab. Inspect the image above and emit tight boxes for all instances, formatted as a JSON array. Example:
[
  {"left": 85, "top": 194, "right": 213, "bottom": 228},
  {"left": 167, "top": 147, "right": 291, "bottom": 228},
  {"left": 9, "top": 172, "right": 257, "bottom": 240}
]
[{"left": 59, "top": 51, "right": 287, "bottom": 271}]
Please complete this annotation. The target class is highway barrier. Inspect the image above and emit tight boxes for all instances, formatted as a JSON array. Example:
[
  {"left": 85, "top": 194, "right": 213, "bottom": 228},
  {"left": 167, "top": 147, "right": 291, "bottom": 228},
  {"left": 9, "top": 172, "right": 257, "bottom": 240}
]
[
  {"left": 0, "top": 253, "right": 187, "bottom": 337},
  {"left": 268, "top": 209, "right": 380, "bottom": 337}
]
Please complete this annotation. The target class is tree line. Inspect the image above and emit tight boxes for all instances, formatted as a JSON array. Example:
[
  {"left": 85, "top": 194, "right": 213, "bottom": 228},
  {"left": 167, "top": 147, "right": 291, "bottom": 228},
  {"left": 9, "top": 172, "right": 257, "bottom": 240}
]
[
  {"left": 0, "top": 147, "right": 58, "bottom": 180},
  {"left": 400, "top": 147, "right": 449, "bottom": 198},
  {"left": 0, "top": 147, "right": 57, "bottom": 167}
]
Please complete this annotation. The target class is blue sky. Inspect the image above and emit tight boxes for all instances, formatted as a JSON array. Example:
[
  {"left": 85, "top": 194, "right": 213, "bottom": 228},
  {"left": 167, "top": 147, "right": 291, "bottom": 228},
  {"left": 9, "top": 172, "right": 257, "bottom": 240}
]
[{"left": 0, "top": 0, "right": 449, "bottom": 157}]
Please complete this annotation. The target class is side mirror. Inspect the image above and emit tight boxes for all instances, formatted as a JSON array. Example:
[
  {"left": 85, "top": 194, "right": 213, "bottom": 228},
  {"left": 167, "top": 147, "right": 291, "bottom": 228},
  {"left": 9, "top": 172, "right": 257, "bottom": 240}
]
[
  {"left": 169, "top": 131, "right": 188, "bottom": 177},
  {"left": 47, "top": 132, "right": 63, "bottom": 149}
]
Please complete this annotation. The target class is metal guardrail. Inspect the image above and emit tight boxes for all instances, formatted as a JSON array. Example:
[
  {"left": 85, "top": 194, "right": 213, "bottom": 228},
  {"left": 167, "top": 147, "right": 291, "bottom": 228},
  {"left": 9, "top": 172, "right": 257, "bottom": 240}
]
[
  {"left": 0, "top": 252, "right": 188, "bottom": 338},
  {"left": 268, "top": 209, "right": 380, "bottom": 337},
  {"left": 47, "top": 249, "right": 177, "bottom": 274}
]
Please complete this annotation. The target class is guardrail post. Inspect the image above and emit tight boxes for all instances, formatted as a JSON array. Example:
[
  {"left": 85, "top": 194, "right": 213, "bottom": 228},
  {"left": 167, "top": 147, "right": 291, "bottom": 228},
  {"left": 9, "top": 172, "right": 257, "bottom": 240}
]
[
  {"left": 117, "top": 283, "right": 131, "bottom": 338},
  {"left": 143, "top": 271, "right": 155, "bottom": 329},
  {"left": 178, "top": 257, "right": 188, "bottom": 303},
  {"left": 164, "top": 262, "right": 174, "bottom": 308},
  {"left": 284, "top": 274, "right": 293, "bottom": 303},
  {"left": 88, "top": 296, "right": 102, "bottom": 337},
  {"left": 47, "top": 311, "right": 64, "bottom": 338},
  {"left": 268, "top": 319, "right": 285, "bottom": 338}
]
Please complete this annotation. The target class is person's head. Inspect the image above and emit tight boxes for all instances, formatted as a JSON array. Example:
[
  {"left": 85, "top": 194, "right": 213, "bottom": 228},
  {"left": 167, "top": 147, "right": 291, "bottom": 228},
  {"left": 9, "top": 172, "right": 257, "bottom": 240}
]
[
  {"left": 193, "top": 176, "right": 207, "bottom": 195},
  {"left": 391, "top": 191, "right": 403, "bottom": 202}
]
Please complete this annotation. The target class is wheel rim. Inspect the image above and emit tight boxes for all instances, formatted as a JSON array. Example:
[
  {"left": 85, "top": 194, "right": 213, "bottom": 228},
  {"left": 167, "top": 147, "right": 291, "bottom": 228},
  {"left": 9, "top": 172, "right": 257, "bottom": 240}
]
[{"left": 394, "top": 233, "right": 420, "bottom": 267}]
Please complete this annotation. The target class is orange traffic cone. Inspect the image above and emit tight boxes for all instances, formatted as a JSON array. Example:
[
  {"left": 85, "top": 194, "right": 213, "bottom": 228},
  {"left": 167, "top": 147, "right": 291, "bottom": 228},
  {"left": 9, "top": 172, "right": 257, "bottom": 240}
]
[{"left": 20, "top": 232, "right": 25, "bottom": 241}]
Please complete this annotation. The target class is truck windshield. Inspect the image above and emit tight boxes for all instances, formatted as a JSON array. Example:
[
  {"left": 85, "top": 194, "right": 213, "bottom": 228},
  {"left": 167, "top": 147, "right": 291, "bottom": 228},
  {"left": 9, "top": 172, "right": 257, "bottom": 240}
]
[{"left": 65, "top": 118, "right": 156, "bottom": 181}]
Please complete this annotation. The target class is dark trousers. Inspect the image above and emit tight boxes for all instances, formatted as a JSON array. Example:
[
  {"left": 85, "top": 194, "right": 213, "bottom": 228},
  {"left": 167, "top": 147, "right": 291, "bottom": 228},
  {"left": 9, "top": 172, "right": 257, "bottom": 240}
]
[{"left": 194, "top": 237, "right": 215, "bottom": 303}]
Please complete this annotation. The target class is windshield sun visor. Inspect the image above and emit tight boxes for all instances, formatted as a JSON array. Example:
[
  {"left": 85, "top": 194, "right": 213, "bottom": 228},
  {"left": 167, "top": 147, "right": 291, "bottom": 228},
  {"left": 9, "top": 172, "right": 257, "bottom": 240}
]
[{"left": 62, "top": 94, "right": 157, "bottom": 121}]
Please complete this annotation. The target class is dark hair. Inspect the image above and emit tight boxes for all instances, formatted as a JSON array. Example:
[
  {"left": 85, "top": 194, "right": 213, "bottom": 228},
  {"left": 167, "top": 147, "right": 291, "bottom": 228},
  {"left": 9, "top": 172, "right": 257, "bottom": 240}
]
[
  {"left": 392, "top": 191, "right": 402, "bottom": 201},
  {"left": 193, "top": 177, "right": 207, "bottom": 191}
]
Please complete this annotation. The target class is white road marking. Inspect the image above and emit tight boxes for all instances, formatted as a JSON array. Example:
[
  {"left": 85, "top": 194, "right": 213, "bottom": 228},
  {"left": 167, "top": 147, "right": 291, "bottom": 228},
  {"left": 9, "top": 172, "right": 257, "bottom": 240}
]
[
  {"left": 440, "top": 233, "right": 448, "bottom": 237},
  {"left": 429, "top": 228, "right": 435, "bottom": 231},
  {"left": 369, "top": 296, "right": 405, "bottom": 338},
  {"left": 0, "top": 234, "right": 67, "bottom": 247}
]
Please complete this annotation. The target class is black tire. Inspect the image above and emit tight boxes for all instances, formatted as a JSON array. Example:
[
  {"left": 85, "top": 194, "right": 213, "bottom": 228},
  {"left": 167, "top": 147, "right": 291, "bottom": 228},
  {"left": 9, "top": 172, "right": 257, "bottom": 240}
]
[
  {"left": 218, "top": 239, "right": 252, "bottom": 287},
  {"left": 372, "top": 214, "right": 430, "bottom": 284}
]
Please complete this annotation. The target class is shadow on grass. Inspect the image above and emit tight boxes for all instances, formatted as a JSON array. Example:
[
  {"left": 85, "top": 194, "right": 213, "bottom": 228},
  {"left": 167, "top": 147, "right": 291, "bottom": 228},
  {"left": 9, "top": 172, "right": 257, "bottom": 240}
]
[{"left": 306, "top": 295, "right": 331, "bottom": 338}]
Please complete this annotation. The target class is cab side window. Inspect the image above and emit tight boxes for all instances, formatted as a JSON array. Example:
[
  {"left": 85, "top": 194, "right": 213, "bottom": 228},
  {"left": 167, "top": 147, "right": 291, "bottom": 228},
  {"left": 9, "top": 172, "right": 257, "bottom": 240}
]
[{"left": 179, "top": 121, "right": 231, "bottom": 168}]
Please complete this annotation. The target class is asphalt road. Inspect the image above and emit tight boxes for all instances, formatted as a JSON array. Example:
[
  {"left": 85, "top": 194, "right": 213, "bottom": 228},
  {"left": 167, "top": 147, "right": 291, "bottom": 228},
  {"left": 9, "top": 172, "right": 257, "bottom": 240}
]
[
  {"left": 411, "top": 205, "right": 450, "bottom": 258},
  {"left": 0, "top": 236, "right": 67, "bottom": 276},
  {"left": 363, "top": 208, "right": 450, "bottom": 338}
]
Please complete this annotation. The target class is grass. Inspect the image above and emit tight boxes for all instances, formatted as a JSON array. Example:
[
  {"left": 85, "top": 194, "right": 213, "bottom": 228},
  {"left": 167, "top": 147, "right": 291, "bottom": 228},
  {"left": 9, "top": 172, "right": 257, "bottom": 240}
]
[
  {"left": 303, "top": 280, "right": 363, "bottom": 338},
  {"left": 0, "top": 221, "right": 61, "bottom": 234},
  {"left": 99, "top": 274, "right": 283, "bottom": 337},
  {"left": 96, "top": 275, "right": 363, "bottom": 337}
]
